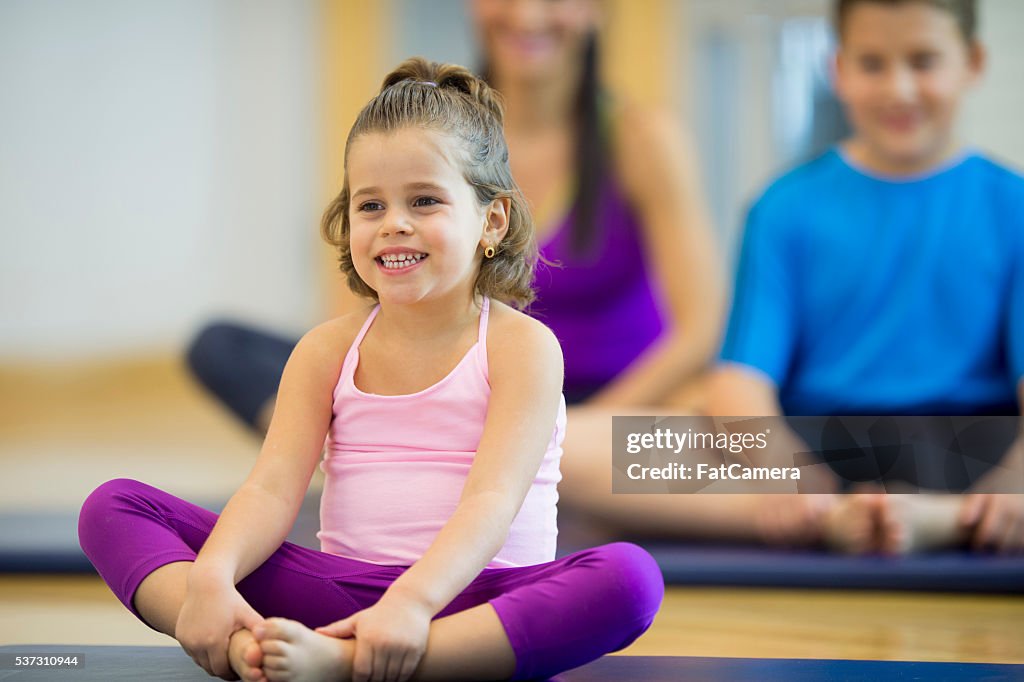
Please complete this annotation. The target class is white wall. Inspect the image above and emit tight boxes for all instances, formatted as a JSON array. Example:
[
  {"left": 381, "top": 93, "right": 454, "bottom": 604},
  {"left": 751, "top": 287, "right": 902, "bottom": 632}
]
[
  {"left": 964, "top": 0, "right": 1024, "bottom": 167},
  {"left": 392, "top": 0, "right": 476, "bottom": 69},
  {"left": 0, "top": 0, "right": 320, "bottom": 361}
]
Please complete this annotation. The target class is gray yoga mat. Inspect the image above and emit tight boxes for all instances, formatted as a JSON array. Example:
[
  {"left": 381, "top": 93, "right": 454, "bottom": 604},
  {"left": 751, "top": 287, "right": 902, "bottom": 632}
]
[{"left": 2, "top": 647, "right": 1023, "bottom": 681}]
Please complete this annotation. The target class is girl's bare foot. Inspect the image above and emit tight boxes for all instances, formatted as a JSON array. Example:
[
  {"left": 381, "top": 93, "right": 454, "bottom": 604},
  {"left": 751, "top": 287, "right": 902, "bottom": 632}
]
[
  {"left": 824, "top": 493, "right": 883, "bottom": 554},
  {"left": 254, "top": 617, "right": 353, "bottom": 682},
  {"left": 228, "top": 628, "right": 266, "bottom": 682}
]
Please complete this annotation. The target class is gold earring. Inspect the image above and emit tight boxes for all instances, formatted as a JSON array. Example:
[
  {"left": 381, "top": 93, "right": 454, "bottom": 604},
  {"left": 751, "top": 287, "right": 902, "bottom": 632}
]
[{"left": 484, "top": 245, "right": 496, "bottom": 259}]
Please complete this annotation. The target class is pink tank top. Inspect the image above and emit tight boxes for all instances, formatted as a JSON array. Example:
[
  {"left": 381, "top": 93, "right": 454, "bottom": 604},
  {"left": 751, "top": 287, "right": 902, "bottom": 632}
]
[{"left": 317, "top": 298, "right": 566, "bottom": 567}]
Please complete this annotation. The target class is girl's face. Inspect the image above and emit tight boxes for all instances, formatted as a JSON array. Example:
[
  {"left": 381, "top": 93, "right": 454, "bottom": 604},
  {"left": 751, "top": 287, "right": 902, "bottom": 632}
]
[
  {"left": 346, "top": 127, "right": 506, "bottom": 307},
  {"left": 471, "top": 0, "right": 601, "bottom": 85}
]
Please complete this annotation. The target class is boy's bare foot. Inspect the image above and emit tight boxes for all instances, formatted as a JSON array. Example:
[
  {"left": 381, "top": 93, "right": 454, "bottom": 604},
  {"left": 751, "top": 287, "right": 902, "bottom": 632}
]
[
  {"left": 254, "top": 617, "right": 353, "bottom": 682},
  {"left": 756, "top": 494, "right": 835, "bottom": 547},
  {"left": 228, "top": 628, "right": 266, "bottom": 682},
  {"left": 878, "top": 495, "right": 910, "bottom": 555},
  {"left": 879, "top": 494, "right": 966, "bottom": 555},
  {"left": 823, "top": 493, "right": 883, "bottom": 554}
]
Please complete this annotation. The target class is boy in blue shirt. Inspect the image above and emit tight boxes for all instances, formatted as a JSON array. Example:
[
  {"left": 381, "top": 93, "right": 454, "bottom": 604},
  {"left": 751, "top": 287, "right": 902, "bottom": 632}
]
[{"left": 709, "top": 0, "right": 1024, "bottom": 554}]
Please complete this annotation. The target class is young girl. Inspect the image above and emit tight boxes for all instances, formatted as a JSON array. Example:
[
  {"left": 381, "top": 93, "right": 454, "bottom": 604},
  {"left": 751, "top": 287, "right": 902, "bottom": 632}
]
[{"left": 78, "top": 58, "right": 664, "bottom": 682}]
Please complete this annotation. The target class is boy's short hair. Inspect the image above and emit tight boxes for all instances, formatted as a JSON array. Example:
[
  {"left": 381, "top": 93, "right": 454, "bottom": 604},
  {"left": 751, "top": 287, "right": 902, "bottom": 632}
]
[{"left": 834, "top": 0, "right": 977, "bottom": 43}]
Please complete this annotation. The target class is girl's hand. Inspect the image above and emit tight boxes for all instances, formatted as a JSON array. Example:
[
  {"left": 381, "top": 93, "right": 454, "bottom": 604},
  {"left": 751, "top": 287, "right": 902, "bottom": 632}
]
[
  {"left": 314, "top": 596, "right": 432, "bottom": 682},
  {"left": 175, "top": 578, "right": 264, "bottom": 680}
]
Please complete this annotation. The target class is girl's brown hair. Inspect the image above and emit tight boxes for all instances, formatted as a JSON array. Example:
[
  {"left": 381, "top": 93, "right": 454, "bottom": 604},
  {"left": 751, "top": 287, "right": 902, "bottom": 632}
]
[{"left": 321, "top": 57, "right": 537, "bottom": 308}]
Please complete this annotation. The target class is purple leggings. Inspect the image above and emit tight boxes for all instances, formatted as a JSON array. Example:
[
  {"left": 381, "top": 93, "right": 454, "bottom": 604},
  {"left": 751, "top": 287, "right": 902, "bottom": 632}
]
[{"left": 78, "top": 479, "right": 664, "bottom": 680}]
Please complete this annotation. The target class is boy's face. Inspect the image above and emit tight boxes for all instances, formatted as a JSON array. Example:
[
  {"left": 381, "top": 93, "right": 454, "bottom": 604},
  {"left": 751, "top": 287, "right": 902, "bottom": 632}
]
[{"left": 834, "top": 2, "right": 984, "bottom": 172}]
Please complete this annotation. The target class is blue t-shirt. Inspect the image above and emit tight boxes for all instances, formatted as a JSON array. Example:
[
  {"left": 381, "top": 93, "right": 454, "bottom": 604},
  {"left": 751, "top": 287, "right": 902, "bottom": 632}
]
[{"left": 720, "top": 147, "right": 1024, "bottom": 416}]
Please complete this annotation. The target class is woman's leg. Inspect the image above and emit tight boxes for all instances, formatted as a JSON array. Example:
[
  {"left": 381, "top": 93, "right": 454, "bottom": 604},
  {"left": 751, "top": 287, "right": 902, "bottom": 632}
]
[
  {"left": 256, "top": 542, "right": 664, "bottom": 682},
  {"left": 186, "top": 321, "right": 295, "bottom": 434}
]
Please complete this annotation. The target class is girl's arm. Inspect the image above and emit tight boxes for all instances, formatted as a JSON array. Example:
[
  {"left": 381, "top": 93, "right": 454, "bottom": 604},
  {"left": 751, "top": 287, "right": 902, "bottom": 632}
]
[
  {"left": 176, "top": 319, "right": 348, "bottom": 676},
  {"left": 590, "top": 103, "right": 726, "bottom": 408},
  {"left": 318, "top": 309, "right": 564, "bottom": 680},
  {"left": 188, "top": 320, "right": 345, "bottom": 586}
]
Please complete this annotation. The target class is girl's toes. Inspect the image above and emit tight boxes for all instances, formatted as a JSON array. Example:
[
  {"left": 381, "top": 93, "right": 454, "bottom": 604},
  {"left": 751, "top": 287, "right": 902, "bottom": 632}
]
[
  {"left": 262, "top": 617, "right": 305, "bottom": 643},
  {"left": 262, "top": 654, "right": 288, "bottom": 672},
  {"left": 259, "top": 639, "right": 288, "bottom": 657},
  {"left": 265, "top": 666, "right": 292, "bottom": 682}
]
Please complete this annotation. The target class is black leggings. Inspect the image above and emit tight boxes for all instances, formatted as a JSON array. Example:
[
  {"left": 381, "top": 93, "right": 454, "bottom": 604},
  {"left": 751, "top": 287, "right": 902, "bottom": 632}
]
[{"left": 186, "top": 321, "right": 296, "bottom": 430}]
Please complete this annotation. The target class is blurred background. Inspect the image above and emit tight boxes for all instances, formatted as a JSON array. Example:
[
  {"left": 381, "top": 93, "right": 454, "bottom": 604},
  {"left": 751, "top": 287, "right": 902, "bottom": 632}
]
[
  {"left": 2, "top": 0, "right": 1024, "bottom": 530},
  {"left": 2, "top": 0, "right": 1022, "bottom": 368},
  {"left": 2, "top": 0, "right": 1024, "bottom": 655},
  {"left": 3, "top": 0, "right": 1024, "bottom": 545}
]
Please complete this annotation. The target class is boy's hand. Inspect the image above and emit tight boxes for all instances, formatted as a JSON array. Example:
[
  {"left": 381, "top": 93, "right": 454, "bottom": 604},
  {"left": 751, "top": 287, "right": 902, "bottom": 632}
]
[
  {"left": 315, "top": 596, "right": 432, "bottom": 682},
  {"left": 959, "top": 494, "right": 1024, "bottom": 554}
]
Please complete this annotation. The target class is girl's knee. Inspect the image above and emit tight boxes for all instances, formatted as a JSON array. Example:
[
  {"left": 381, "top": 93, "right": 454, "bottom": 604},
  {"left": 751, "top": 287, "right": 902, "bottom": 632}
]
[
  {"left": 585, "top": 542, "right": 665, "bottom": 625},
  {"left": 79, "top": 478, "right": 150, "bottom": 537},
  {"left": 82, "top": 477, "right": 147, "bottom": 510}
]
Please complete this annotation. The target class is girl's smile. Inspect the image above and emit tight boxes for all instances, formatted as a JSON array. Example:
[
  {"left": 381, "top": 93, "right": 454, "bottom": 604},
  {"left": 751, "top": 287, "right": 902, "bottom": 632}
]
[{"left": 376, "top": 249, "right": 428, "bottom": 273}]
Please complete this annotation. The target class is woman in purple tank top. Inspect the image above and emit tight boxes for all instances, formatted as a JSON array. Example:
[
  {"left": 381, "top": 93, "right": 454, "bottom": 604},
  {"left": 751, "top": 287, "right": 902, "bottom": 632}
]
[{"left": 474, "top": 2, "right": 724, "bottom": 407}]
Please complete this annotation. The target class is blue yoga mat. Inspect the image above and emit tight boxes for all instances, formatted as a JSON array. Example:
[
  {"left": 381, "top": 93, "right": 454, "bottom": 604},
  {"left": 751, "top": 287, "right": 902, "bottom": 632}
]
[
  {"left": 621, "top": 541, "right": 1024, "bottom": 593},
  {"left": 3, "top": 497, "right": 1022, "bottom": 592},
  {"left": 0, "top": 647, "right": 1021, "bottom": 681},
  {"left": 0, "top": 494, "right": 323, "bottom": 573}
]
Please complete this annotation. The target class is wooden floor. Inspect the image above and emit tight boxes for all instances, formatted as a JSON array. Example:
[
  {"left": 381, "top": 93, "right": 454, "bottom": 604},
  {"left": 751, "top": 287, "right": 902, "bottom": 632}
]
[
  {"left": 1, "top": 357, "right": 1023, "bottom": 663},
  {"left": 2, "top": 575, "right": 1022, "bottom": 664}
]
